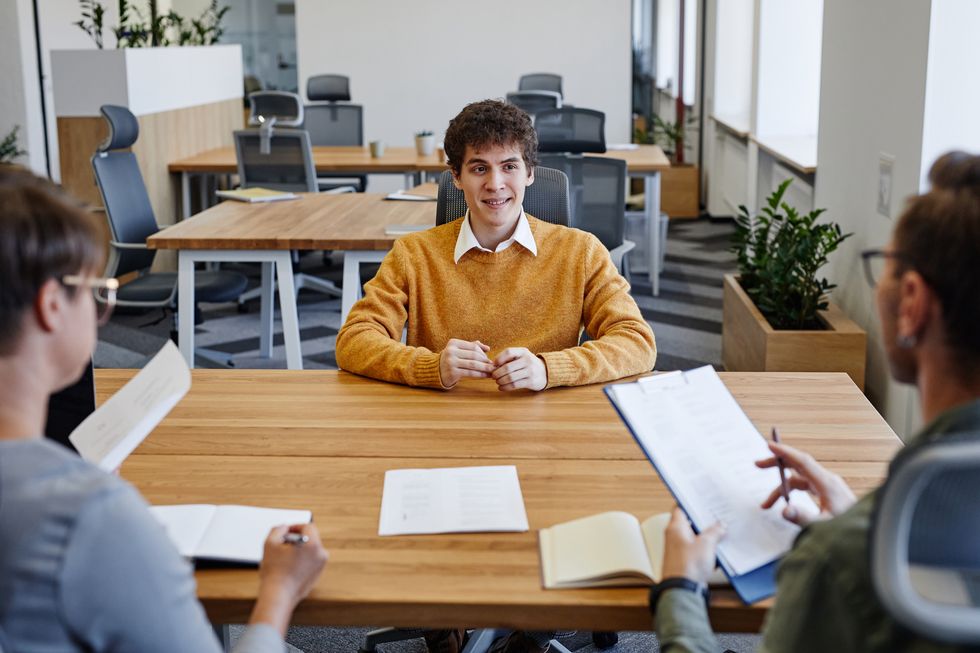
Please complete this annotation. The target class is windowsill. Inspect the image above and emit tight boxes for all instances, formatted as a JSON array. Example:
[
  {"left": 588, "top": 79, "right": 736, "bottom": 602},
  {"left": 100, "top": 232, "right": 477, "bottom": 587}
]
[
  {"left": 751, "top": 134, "right": 817, "bottom": 174},
  {"left": 711, "top": 114, "right": 750, "bottom": 139}
]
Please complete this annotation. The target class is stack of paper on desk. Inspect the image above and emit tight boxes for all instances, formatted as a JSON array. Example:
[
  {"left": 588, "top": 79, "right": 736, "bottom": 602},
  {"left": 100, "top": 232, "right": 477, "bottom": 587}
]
[
  {"left": 605, "top": 366, "right": 820, "bottom": 603},
  {"left": 378, "top": 465, "right": 529, "bottom": 536},
  {"left": 69, "top": 341, "right": 190, "bottom": 471},
  {"left": 151, "top": 504, "right": 312, "bottom": 564}
]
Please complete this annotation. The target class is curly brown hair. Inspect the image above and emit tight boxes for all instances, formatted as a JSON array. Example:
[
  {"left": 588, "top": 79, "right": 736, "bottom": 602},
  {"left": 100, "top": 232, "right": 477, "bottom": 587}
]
[
  {"left": 444, "top": 99, "right": 539, "bottom": 176},
  {"left": 893, "top": 151, "right": 980, "bottom": 372}
]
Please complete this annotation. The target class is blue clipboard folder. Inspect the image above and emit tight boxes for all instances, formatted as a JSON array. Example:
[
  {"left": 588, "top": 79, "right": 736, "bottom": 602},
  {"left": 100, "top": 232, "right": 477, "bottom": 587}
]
[{"left": 604, "top": 367, "right": 816, "bottom": 605}]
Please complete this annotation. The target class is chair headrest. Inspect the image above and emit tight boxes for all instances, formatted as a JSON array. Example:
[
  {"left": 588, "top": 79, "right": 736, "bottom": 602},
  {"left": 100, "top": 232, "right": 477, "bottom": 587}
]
[
  {"left": 307, "top": 74, "right": 351, "bottom": 102},
  {"left": 98, "top": 105, "right": 139, "bottom": 151}
]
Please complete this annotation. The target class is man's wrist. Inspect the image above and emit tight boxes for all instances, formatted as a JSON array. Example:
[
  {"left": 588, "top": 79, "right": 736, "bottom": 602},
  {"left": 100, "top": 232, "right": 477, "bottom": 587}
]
[{"left": 649, "top": 576, "right": 710, "bottom": 614}]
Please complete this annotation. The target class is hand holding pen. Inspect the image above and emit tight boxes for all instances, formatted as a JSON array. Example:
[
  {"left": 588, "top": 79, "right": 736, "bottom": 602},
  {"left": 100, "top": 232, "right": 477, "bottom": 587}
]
[{"left": 755, "top": 429, "right": 858, "bottom": 526}]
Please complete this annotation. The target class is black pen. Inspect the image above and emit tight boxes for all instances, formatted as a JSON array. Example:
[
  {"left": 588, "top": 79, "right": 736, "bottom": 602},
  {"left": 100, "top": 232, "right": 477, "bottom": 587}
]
[{"left": 771, "top": 427, "right": 791, "bottom": 505}]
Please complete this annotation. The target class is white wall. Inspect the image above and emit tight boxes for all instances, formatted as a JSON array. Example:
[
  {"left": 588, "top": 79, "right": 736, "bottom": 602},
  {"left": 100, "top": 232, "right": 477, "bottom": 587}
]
[
  {"left": 814, "top": 0, "right": 933, "bottom": 439},
  {"left": 711, "top": 0, "right": 753, "bottom": 129},
  {"left": 919, "top": 0, "right": 980, "bottom": 187},
  {"left": 295, "top": 0, "right": 631, "bottom": 192},
  {"left": 1, "top": 0, "right": 47, "bottom": 173}
]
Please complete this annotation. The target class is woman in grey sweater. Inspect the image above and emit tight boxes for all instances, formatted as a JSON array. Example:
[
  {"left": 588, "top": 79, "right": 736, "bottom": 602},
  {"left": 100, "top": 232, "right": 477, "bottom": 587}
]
[{"left": 0, "top": 166, "right": 328, "bottom": 652}]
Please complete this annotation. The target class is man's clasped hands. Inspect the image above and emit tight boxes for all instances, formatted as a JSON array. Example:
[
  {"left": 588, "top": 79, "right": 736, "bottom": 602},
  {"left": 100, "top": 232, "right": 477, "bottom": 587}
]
[{"left": 439, "top": 339, "right": 548, "bottom": 391}]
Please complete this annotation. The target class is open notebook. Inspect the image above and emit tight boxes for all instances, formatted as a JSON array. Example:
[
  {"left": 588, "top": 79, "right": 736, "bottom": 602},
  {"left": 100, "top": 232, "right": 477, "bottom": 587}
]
[{"left": 151, "top": 504, "right": 312, "bottom": 565}]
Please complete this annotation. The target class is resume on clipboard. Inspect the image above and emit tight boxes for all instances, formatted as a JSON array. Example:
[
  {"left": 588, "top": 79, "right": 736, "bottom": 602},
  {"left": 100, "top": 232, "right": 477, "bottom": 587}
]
[{"left": 604, "top": 366, "right": 819, "bottom": 603}]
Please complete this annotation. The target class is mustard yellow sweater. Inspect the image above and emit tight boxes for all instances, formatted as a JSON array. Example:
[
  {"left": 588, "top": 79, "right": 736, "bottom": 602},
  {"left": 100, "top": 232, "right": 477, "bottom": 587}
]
[{"left": 336, "top": 216, "right": 656, "bottom": 389}]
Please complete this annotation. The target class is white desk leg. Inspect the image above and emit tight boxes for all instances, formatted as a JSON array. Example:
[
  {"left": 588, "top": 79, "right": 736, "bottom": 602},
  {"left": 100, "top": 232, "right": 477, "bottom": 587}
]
[
  {"left": 341, "top": 250, "right": 389, "bottom": 325},
  {"left": 259, "top": 261, "right": 274, "bottom": 357},
  {"left": 341, "top": 253, "right": 361, "bottom": 325},
  {"left": 181, "top": 172, "right": 191, "bottom": 220},
  {"left": 646, "top": 172, "right": 662, "bottom": 295},
  {"left": 177, "top": 251, "right": 196, "bottom": 367},
  {"left": 274, "top": 251, "right": 302, "bottom": 370}
]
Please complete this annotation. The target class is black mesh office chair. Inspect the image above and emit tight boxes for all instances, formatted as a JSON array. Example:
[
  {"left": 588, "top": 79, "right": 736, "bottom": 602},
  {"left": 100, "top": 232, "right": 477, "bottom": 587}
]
[
  {"left": 535, "top": 107, "right": 606, "bottom": 154},
  {"left": 91, "top": 104, "right": 248, "bottom": 366},
  {"left": 518, "top": 72, "right": 563, "bottom": 98},
  {"left": 307, "top": 74, "right": 351, "bottom": 102},
  {"left": 232, "top": 127, "right": 344, "bottom": 302},
  {"left": 305, "top": 74, "right": 364, "bottom": 187},
  {"left": 539, "top": 154, "right": 633, "bottom": 275},
  {"left": 505, "top": 91, "right": 562, "bottom": 117},
  {"left": 233, "top": 128, "right": 318, "bottom": 193},
  {"left": 435, "top": 167, "right": 570, "bottom": 226},
  {"left": 247, "top": 90, "right": 304, "bottom": 127},
  {"left": 872, "top": 435, "right": 980, "bottom": 645}
]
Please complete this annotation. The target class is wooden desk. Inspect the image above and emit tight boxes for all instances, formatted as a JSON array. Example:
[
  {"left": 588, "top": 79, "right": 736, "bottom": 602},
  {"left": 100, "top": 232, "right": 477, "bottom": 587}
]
[
  {"left": 103, "top": 369, "right": 902, "bottom": 631},
  {"left": 147, "top": 193, "right": 435, "bottom": 369},
  {"left": 170, "top": 146, "right": 447, "bottom": 219},
  {"left": 170, "top": 144, "right": 672, "bottom": 293}
]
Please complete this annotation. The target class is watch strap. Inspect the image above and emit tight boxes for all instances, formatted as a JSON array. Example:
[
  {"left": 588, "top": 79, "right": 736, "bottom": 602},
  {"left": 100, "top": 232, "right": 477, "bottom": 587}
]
[{"left": 649, "top": 576, "right": 710, "bottom": 614}]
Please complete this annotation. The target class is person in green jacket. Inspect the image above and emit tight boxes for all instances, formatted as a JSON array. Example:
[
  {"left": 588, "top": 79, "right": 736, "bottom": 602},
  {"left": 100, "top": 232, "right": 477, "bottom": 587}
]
[{"left": 652, "top": 150, "right": 980, "bottom": 653}]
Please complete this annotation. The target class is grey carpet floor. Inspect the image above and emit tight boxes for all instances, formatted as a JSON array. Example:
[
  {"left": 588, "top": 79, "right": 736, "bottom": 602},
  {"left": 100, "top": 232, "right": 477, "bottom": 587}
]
[{"left": 100, "top": 218, "right": 758, "bottom": 651}]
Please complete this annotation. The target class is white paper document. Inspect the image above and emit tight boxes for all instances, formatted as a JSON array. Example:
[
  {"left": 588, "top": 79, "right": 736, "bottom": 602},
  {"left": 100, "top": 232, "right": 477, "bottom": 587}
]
[
  {"left": 378, "top": 465, "right": 529, "bottom": 536},
  {"left": 606, "top": 366, "right": 820, "bottom": 576},
  {"left": 69, "top": 341, "right": 190, "bottom": 471},
  {"left": 151, "top": 504, "right": 312, "bottom": 564}
]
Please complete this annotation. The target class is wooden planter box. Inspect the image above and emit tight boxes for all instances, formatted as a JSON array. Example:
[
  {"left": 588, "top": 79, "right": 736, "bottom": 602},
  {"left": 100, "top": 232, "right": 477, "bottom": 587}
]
[
  {"left": 722, "top": 274, "right": 867, "bottom": 390},
  {"left": 661, "top": 163, "right": 700, "bottom": 218}
]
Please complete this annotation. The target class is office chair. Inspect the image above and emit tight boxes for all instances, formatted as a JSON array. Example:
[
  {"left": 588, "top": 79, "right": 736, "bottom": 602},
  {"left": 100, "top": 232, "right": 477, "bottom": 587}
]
[
  {"left": 303, "top": 93, "right": 367, "bottom": 191},
  {"left": 872, "top": 436, "right": 980, "bottom": 645},
  {"left": 534, "top": 107, "right": 606, "bottom": 154},
  {"left": 518, "top": 72, "right": 563, "bottom": 98},
  {"left": 505, "top": 91, "right": 562, "bottom": 117},
  {"left": 436, "top": 167, "right": 570, "bottom": 226},
  {"left": 307, "top": 74, "right": 351, "bottom": 102},
  {"left": 247, "top": 90, "right": 304, "bottom": 127},
  {"left": 92, "top": 104, "right": 248, "bottom": 367},
  {"left": 232, "top": 127, "right": 346, "bottom": 303},
  {"left": 539, "top": 155, "right": 633, "bottom": 276}
]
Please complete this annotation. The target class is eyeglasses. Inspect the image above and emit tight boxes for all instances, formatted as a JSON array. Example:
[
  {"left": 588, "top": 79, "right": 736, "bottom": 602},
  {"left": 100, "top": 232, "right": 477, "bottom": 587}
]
[
  {"left": 860, "top": 249, "right": 908, "bottom": 288},
  {"left": 61, "top": 275, "right": 119, "bottom": 325}
]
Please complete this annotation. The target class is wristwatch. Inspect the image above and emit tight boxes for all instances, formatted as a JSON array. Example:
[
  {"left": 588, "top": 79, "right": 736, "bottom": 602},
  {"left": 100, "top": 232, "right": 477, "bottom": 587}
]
[{"left": 649, "top": 576, "right": 710, "bottom": 613}]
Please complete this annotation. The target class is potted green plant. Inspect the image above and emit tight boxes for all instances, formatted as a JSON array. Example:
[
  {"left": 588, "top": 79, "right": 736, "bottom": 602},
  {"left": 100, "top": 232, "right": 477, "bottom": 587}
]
[
  {"left": 414, "top": 130, "right": 435, "bottom": 157},
  {"left": 722, "top": 179, "right": 867, "bottom": 388},
  {"left": 634, "top": 113, "right": 699, "bottom": 218},
  {"left": 1, "top": 126, "right": 27, "bottom": 164}
]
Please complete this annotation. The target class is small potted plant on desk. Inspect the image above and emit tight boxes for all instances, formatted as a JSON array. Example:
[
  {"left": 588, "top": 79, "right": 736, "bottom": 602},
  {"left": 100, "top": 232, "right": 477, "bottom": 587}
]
[
  {"left": 633, "top": 113, "right": 699, "bottom": 218},
  {"left": 723, "top": 179, "right": 867, "bottom": 389},
  {"left": 1, "top": 126, "right": 28, "bottom": 164},
  {"left": 415, "top": 130, "right": 436, "bottom": 156}
]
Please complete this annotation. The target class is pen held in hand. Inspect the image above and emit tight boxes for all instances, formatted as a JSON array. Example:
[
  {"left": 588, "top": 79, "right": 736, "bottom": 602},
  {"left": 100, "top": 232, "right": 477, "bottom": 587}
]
[
  {"left": 283, "top": 532, "right": 309, "bottom": 545},
  {"left": 771, "top": 426, "right": 791, "bottom": 505}
]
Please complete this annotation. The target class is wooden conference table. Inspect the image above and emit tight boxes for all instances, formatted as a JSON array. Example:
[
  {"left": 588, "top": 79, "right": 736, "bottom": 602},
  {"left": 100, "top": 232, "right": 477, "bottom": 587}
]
[
  {"left": 101, "top": 368, "right": 902, "bottom": 632},
  {"left": 168, "top": 144, "right": 672, "bottom": 292},
  {"left": 148, "top": 192, "right": 434, "bottom": 369}
]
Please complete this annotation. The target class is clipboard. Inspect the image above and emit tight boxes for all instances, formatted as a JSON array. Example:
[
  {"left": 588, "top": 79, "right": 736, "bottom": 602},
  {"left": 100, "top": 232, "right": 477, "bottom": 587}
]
[{"left": 603, "top": 368, "right": 807, "bottom": 604}]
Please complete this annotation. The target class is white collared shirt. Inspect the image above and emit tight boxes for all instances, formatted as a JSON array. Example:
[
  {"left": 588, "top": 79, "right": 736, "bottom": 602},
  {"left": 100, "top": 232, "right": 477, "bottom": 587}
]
[{"left": 453, "top": 209, "right": 538, "bottom": 264}]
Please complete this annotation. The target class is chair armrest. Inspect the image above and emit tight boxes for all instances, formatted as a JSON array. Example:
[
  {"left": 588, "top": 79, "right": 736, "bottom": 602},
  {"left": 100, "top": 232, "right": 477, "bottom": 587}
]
[
  {"left": 110, "top": 241, "right": 149, "bottom": 250},
  {"left": 609, "top": 240, "right": 636, "bottom": 274}
]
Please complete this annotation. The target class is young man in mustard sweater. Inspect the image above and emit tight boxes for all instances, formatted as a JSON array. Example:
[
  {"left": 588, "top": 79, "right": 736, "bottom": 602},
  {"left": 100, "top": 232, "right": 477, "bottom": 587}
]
[{"left": 336, "top": 99, "right": 656, "bottom": 391}]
